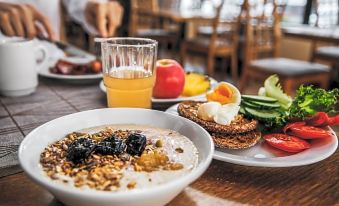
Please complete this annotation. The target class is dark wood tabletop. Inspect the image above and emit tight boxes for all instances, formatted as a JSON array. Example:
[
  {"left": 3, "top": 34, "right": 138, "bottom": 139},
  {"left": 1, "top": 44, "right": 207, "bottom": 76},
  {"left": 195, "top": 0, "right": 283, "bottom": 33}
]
[
  {"left": 0, "top": 78, "right": 338, "bottom": 206},
  {"left": 1, "top": 152, "right": 338, "bottom": 206}
]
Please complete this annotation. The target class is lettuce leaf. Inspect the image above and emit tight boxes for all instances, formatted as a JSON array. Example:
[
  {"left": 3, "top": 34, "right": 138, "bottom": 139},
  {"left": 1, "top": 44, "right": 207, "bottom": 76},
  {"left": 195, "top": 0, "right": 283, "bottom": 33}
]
[
  {"left": 289, "top": 85, "right": 339, "bottom": 119},
  {"left": 264, "top": 75, "right": 292, "bottom": 108}
]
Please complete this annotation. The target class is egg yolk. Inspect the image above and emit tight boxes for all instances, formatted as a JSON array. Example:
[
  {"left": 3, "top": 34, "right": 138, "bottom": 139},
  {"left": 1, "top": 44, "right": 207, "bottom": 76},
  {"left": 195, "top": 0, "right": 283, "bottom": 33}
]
[{"left": 206, "top": 84, "right": 234, "bottom": 104}]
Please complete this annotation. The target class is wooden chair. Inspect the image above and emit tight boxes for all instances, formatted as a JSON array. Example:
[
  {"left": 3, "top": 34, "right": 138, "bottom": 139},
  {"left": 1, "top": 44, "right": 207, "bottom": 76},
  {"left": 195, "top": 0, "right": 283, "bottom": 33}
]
[
  {"left": 129, "top": 0, "right": 179, "bottom": 51},
  {"left": 239, "top": 0, "right": 330, "bottom": 95},
  {"left": 180, "top": 0, "right": 240, "bottom": 82},
  {"left": 312, "top": 46, "right": 339, "bottom": 63},
  {"left": 197, "top": 0, "right": 242, "bottom": 37}
]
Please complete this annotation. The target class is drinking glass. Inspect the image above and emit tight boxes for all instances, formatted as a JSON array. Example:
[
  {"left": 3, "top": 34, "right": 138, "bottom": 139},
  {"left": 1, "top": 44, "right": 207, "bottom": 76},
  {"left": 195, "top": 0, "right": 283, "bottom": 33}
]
[{"left": 97, "top": 38, "right": 158, "bottom": 108}]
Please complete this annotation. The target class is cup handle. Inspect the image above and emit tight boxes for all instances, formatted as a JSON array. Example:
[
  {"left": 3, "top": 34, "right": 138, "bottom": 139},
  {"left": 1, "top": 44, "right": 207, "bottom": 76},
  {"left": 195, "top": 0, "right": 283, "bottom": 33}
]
[{"left": 34, "top": 45, "right": 49, "bottom": 71}]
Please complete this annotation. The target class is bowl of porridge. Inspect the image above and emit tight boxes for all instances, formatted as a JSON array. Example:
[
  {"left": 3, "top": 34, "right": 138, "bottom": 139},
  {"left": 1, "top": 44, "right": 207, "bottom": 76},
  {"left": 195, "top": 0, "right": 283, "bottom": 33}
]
[{"left": 18, "top": 108, "right": 214, "bottom": 206}]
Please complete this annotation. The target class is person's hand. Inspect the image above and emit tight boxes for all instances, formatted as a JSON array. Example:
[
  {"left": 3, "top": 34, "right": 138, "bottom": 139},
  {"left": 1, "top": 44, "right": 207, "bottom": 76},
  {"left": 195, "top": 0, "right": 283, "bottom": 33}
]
[
  {"left": 85, "top": 1, "right": 123, "bottom": 37},
  {"left": 0, "top": 2, "right": 55, "bottom": 40}
]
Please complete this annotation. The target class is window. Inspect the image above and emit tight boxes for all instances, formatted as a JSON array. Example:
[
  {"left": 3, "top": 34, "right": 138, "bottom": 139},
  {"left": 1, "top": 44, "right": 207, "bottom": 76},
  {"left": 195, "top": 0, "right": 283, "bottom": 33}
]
[
  {"left": 282, "top": 0, "right": 308, "bottom": 25},
  {"left": 282, "top": 0, "right": 339, "bottom": 26},
  {"left": 309, "top": 0, "right": 338, "bottom": 27}
]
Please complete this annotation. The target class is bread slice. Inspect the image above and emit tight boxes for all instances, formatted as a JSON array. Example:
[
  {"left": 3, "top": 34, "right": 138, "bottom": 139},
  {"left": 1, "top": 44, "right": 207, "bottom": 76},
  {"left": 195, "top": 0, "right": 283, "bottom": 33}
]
[
  {"left": 177, "top": 101, "right": 258, "bottom": 134},
  {"left": 211, "top": 130, "right": 262, "bottom": 149}
]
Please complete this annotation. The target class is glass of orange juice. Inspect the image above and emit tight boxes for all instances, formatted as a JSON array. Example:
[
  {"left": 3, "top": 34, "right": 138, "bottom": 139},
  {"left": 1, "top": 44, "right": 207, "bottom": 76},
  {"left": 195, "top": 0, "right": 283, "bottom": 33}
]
[{"left": 97, "top": 38, "right": 158, "bottom": 108}]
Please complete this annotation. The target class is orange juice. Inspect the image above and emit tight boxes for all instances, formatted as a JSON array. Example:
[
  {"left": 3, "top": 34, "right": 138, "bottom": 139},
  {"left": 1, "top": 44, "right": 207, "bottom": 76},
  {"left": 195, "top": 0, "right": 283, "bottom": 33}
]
[{"left": 103, "top": 67, "right": 155, "bottom": 108}]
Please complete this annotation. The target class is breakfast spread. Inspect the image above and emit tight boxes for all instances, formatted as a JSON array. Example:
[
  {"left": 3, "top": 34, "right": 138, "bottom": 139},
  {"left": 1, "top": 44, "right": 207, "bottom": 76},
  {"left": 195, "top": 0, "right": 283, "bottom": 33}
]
[
  {"left": 176, "top": 74, "right": 338, "bottom": 153},
  {"left": 40, "top": 124, "right": 198, "bottom": 192}
]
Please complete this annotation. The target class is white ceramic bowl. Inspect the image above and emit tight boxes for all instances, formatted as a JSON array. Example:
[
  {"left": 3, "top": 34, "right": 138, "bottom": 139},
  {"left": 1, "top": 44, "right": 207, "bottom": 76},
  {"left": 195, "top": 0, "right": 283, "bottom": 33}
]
[{"left": 19, "top": 108, "right": 214, "bottom": 206}]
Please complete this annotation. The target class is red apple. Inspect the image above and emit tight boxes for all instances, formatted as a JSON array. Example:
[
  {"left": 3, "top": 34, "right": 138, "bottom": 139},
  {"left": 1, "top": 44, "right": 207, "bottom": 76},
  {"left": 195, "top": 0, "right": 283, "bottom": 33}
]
[{"left": 153, "top": 59, "right": 185, "bottom": 98}]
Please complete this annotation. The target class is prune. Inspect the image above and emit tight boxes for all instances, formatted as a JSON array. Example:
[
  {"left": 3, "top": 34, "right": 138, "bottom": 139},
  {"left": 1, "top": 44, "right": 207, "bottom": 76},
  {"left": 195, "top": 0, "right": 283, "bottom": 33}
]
[
  {"left": 102, "top": 135, "right": 118, "bottom": 143},
  {"left": 126, "top": 133, "right": 146, "bottom": 156},
  {"left": 66, "top": 138, "right": 95, "bottom": 164},
  {"left": 94, "top": 138, "right": 126, "bottom": 155}
]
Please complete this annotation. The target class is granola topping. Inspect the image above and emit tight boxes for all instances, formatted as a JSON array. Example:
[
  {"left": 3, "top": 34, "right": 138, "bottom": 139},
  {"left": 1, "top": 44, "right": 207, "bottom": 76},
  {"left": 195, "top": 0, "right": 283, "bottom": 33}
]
[{"left": 40, "top": 124, "right": 198, "bottom": 192}]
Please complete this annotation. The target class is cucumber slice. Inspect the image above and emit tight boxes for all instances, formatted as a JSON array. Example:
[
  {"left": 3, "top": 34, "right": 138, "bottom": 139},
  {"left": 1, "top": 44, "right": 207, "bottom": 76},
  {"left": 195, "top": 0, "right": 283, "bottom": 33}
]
[
  {"left": 241, "top": 95, "right": 278, "bottom": 103},
  {"left": 241, "top": 101, "right": 262, "bottom": 109},
  {"left": 242, "top": 99, "right": 281, "bottom": 109},
  {"left": 244, "top": 107, "right": 280, "bottom": 121},
  {"left": 239, "top": 107, "right": 246, "bottom": 114},
  {"left": 247, "top": 100, "right": 281, "bottom": 109}
]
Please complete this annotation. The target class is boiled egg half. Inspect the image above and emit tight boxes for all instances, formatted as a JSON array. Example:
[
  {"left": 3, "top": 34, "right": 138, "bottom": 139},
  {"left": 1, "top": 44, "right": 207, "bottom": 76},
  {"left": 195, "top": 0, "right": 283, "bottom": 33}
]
[{"left": 206, "top": 82, "right": 241, "bottom": 105}]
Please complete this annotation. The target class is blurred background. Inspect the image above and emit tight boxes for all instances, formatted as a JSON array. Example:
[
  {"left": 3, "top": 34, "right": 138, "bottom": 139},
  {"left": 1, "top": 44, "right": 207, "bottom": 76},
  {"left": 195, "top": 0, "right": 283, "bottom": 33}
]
[
  {"left": 65, "top": 0, "right": 338, "bottom": 93},
  {"left": 1, "top": 0, "right": 338, "bottom": 94}
]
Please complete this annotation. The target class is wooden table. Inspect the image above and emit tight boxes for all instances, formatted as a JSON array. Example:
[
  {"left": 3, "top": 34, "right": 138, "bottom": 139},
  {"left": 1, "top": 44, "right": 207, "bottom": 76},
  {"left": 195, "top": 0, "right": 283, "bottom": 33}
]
[
  {"left": 283, "top": 25, "right": 339, "bottom": 44},
  {"left": 0, "top": 78, "right": 338, "bottom": 206}
]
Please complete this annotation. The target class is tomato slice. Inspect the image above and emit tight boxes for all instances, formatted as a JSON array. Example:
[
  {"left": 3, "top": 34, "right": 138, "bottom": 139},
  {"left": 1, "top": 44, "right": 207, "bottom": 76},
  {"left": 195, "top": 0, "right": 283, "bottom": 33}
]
[
  {"left": 288, "top": 126, "right": 332, "bottom": 139},
  {"left": 306, "top": 112, "right": 329, "bottom": 127},
  {"left": 283, "top": 122, "right": 306, "bottom": 134},
  {"left": 264, "top": 134, "right": 310, "bottom": 153},
  {"left": 328, "top": 115, "right": 339, "bottom": 126}
]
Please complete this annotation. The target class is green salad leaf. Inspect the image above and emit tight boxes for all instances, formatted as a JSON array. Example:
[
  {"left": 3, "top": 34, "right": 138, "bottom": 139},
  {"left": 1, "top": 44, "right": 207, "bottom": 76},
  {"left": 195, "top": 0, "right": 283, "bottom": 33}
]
[
  {"left": 289, "top": 85, "right": 339, "bottom": 119},
  {"left": 264, "top": 75, "right": 292, "bottom": 109}
]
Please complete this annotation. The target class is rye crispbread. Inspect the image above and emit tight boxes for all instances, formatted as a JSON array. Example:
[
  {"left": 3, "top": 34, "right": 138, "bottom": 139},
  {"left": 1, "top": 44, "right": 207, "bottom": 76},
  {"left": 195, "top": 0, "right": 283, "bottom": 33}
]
[
  {"left": 211, "top": 130, "right": 262, "bottom": 149},
  {"left": 177, "top": 101, "right": 258, "bottom": 134}
]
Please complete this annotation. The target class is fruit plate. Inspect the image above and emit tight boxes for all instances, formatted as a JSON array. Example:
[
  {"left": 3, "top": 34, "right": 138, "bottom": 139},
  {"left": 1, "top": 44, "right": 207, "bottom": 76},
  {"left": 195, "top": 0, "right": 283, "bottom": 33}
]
[
  {"left": 99, "top": 77, "right": 218, "bottom": 103},
  {"left": 166, "top": 103, "right": 338, "bottom": 167}
]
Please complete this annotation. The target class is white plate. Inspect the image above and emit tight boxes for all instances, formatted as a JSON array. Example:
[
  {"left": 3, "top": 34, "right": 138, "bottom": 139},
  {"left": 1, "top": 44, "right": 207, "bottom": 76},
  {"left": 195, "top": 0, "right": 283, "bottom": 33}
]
[
  {"left": 38, "top": 50, "right": 102, "bottom": 83},
  {"left": 99, "top": 77, "right": 218, "bottom": 103},
  {"left": 19, "top": 108, "right": 213, "bottom": 206},
  {"left": 166, "top": 104, "right": 338, "bottom": 167},
  {"left": 39, "top": 66, "right": 102, "bottom": 83}
]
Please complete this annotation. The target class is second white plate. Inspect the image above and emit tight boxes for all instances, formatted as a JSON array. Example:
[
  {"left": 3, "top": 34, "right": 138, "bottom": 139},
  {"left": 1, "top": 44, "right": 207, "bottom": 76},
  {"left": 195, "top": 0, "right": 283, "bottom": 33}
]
[
  {"left": 39, "top": 66, "right": 103, "bottom": 83},
  {"left": 166, "top": 103, "right": 338, "bottom": 167}
]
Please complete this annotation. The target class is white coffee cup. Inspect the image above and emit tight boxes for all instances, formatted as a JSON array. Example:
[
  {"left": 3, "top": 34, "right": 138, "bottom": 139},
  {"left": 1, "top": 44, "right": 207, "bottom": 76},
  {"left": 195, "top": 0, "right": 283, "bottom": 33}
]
[{"left": 0, "top": 38, "right": 48, "bottom": 96}]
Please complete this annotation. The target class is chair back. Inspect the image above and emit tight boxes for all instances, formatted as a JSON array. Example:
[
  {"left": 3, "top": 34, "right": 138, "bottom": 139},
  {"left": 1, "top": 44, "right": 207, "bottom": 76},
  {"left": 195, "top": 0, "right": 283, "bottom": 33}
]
[
  {"left": 129, "top": 0, "right": 160, "bottom": 36},
  {"left": 243, "top": 0, "right": 286, "bottom": 66},
  {"left": 217, "top": 0, "right": 242, "bottom": 48},
  {"left": 158, "top": 0, "right": 180, "bottom": 10},
  {"left": 209, "top": 0, "right": 225, "bottom": 50},
  {"left": 197, "top": 0, "right": 241, "bottom": 52}
]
